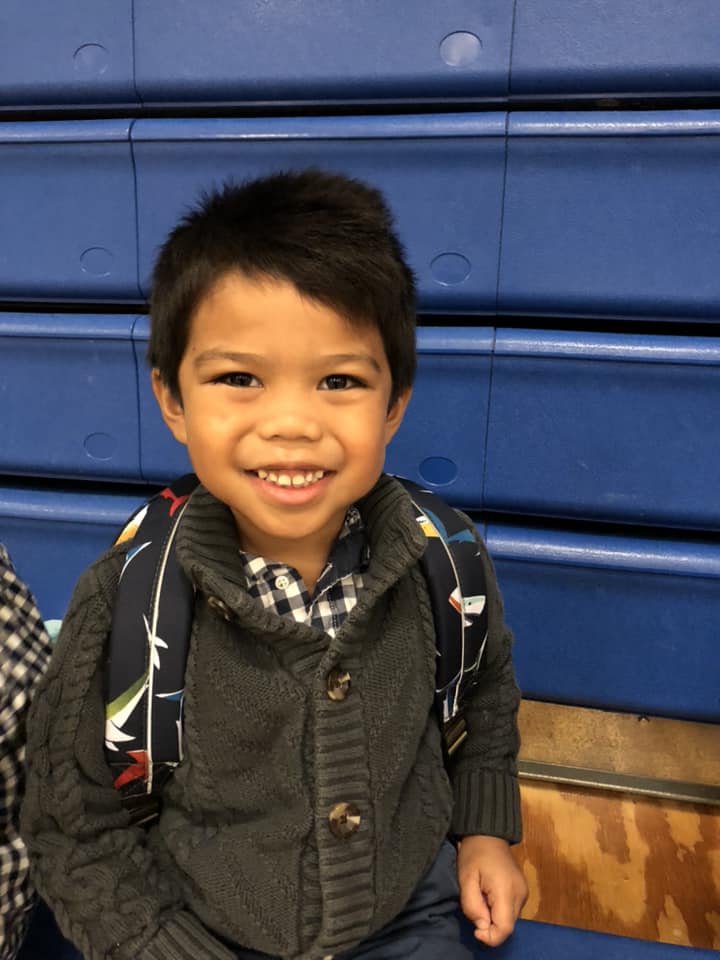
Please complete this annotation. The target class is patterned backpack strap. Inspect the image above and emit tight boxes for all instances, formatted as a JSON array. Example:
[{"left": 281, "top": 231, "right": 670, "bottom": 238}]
[
  {"left": 105, "top": 473, "right": 199, "bottom": 823},
  {"left": 396, "top": 478, "right": 489, "bottom": 757}
]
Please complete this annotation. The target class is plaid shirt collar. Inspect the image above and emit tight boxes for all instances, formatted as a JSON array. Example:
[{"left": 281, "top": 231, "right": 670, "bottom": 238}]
[
  {"left": 237, "top": 506, "right": 369, "bottom": 637},
  {"left": 239, "top": 505, "right": 369, "bottom": 596}
]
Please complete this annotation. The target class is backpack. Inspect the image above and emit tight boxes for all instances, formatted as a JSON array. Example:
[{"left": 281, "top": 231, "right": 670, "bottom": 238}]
[{"left": 104, "top": 474, "right": 488, "bottom": 824}]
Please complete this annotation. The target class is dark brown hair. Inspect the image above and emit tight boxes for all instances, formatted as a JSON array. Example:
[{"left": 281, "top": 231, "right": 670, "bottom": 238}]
[{"left": 148, "top": 168, "right": 417, "bottom": 406}]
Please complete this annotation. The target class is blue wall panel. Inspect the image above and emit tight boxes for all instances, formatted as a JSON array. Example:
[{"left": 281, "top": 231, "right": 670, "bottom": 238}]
[
  {"left": 499, "top": 112, "right": 720, "bottom": 320},
  {"left": 0, "top": 315, "right": 140, "bottom": 481},
  {"left": 0, "top": 122, "right": 140, "bottom": 301},
  {"left": 132, "top": 115, "right": 506, "bottom": 312},
  {"left": 0, "top": 486, "right": 147, "bottom": 620},
  {"left": 489, "top": 524, "right": 720, "bottom": 722},
  {"left": 385, "top": 328, "right": 492, "bottom": 508},
  {"left": 511, "top": 0, "right": 720, "bottom": 98},
  {"left": 133, "top": 0, "right": 513, "bottom": 105},
  {"left": 484, "top": 330, "right": 720, "bottom": 529},
  {"left": 0, "top": 0, "right": 135, "bottom": 109}
]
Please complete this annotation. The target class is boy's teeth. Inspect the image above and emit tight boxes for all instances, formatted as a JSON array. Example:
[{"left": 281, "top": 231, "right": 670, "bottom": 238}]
[{"left": 256, "top": 469, "right": 326, "bottom": 488}]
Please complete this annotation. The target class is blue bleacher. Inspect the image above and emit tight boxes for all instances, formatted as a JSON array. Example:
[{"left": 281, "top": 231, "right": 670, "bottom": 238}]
[
  {"left": 510, "top": 0, "right": 720, "bottom": 98},
  {"left": 0, "top": 121, "right": 139, "bottom": 301},
  {"left": 499, "top": 112, "right": 720, "bottom": 320},
  {"left": 488, "top": 523, "right": 720, "bottom": 722},
  {"left": 484, "top": 329, "right": 720, "bottom": 529},
  {"left": 0, "top": 315, "right": 140, "bottom": 481},
  {"left": 0, "top": 0, "right": 134, "bottom": 111},
  {"left": 0, "top": 485, "right": 147, "bottom": 621}
]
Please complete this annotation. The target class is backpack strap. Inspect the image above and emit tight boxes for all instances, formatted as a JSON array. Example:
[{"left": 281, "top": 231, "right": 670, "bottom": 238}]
[
  {"left": 105, "top": 473, "right": 198, "bottom": 822},
  {"left": 105, "top": 474, "right": 488, "bottom": 819},
  {"left": 396, "top": 478, "right": 488, "bottom": 757}
]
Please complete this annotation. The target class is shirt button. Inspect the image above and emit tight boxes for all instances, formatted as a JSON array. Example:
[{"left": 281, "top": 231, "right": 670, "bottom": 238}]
[
  {"left": 326, "top": 667, "right": 351, "bottom": 702},
  {"left": 274, "top": 574, "right": 290, "bottom": 590},
  {"left": 328, "top": 802, "right": 361, "bottom": 839},
  {"left": 207, "top": 596, "right": 233, "bottom": 622}
]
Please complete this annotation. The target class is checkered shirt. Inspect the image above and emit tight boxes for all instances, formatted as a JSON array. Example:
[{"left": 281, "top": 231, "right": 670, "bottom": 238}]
[
  {"left": 239, "top": 507, "right": 369, "bottom": 637},
  {"left": 0, "top": 545, "right": 52, "bottom": 960}
]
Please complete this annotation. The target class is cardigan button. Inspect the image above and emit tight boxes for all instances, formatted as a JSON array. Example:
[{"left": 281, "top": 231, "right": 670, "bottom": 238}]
[
  {"left": 207, "top": 595, "right": 233, "bottom": 622},
  {"left": 328, "top": 802, "right": 361, "bottom": 839},
  {"left": 326, "top": 667, "right": 351, "bottom": 701}
]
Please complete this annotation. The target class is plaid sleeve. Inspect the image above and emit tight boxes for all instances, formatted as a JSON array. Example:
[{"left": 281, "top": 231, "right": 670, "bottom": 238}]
[{"left": 0, "top": 545, "right": 52, "bottom": 960}]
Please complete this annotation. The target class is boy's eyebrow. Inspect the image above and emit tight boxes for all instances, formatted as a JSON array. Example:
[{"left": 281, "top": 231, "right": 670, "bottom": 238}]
[
  {"left": 192, "top": 350, "right": 382, "bottom": 372},
  {"left": 192, "top": 350, "right": 263, "bottom": 368},
  {"left": 322, "top": 353, "right": 383, "bottom": 373}
]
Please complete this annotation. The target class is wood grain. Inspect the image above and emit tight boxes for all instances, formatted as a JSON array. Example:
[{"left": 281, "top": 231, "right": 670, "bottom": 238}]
[{"left": 515, "top": 781, "right": 720, "bottom": 949}]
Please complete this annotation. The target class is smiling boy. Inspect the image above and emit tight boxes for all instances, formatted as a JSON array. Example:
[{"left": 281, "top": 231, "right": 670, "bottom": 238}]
[{"left": 22, "top": 170, "right": 526, "bottom": 960}]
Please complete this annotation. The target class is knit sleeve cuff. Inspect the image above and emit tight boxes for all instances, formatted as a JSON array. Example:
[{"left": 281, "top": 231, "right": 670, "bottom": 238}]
[
  {"left": 450, "top": 769, "right": 522, "bottom": 844},
  {"left": 142, "top": 912, "right": 236, "bottom": 960}
]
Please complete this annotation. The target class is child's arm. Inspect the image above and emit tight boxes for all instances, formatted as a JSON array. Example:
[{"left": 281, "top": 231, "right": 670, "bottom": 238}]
[
  {"left": 445, "top": 523, "right": 527, "bottom": 943},
  {"left": 20, "top": 550, "right": 234, "bottom": 960}
]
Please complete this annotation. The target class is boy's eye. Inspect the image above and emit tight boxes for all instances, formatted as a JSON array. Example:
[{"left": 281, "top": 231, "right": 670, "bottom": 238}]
[
  {"left": 319, "top": 374, "right": 363, "bottom": 391},
  {"left": 214, "top": 372, "right": 261, "bottom": 388}
]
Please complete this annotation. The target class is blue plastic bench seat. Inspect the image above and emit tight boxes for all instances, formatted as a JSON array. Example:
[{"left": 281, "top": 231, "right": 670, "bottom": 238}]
[
  {"left": 499, "top": 111, "right": 720, "bottom": 320},
  {"left": 0, "top": 484, "right": 148, "bottom": 620},
  {"left": 0, "top": 121, "right": 139, "bottom": 301},
  {"left": 134, "top": 0, "right": 513, "bottom": 106},
  {"left": 510, "top": 0, "right": 720, "bottom": 100},
  {"left": 486, "top": 521, "right": 720, "bottom": 722},
  {"left": 0, "top": 315, "right": 141, "bottom": 481},
  {"left": 484, "top": 329, "right": 720, "bottom": 529},
  {"left": 0, "top": 0, "right": 134, "bottom": 110}
]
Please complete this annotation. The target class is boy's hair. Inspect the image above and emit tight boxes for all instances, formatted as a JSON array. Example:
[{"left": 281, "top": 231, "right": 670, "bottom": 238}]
[{"left": 149, "top": 169, "right": 417, "bottom": 406}]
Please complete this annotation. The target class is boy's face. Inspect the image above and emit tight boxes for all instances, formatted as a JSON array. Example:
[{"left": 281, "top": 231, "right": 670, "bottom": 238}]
[{"left": 153, "top": 271, "right": 410, "bottom": 560}]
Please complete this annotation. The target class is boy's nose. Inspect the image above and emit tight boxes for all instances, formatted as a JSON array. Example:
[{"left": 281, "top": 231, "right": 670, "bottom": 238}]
[{"left": 257, "top": 409, "right": 323, "bottom": 443}]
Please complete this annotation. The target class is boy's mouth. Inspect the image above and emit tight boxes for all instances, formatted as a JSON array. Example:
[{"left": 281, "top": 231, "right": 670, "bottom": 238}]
[{"left": 251, "top": 468, "right": 328, "bottom": 489}]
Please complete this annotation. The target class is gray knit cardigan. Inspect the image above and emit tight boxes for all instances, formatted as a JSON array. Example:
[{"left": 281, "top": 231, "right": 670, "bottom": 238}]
[{"left": 20, "top": 475, "right": 521, "bottom": 960}]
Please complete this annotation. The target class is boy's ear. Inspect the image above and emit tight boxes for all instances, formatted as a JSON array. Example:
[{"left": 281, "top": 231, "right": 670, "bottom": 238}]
[
  {"left": 383, "top": 388, "right": 412, "bottom": 445},
  {"left": 151, "top": 370, "right": 188, "bottom": 446}
]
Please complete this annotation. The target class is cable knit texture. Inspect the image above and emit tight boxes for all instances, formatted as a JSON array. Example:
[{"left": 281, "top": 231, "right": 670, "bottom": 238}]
[{"left": 20, "top": 475, "right": 520, "bottom": 960}]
